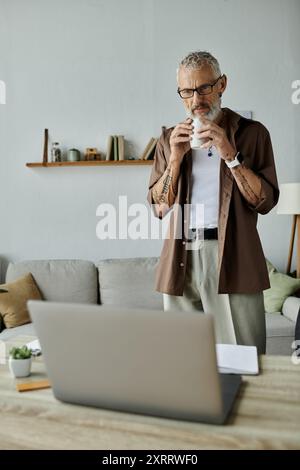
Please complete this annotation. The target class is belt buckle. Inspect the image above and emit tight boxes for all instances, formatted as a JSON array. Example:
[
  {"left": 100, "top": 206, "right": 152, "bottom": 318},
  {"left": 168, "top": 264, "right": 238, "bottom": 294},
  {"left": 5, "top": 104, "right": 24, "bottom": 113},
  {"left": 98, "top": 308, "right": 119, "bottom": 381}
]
[
  {"left": 195, "top": 228, "right": 204, "bottom": 241},
  {"left": 185, "top": 228, "right": 195, "bottom": 243},
  {"left": 186, "top": 228, "right": 204, "bottom": 242}
]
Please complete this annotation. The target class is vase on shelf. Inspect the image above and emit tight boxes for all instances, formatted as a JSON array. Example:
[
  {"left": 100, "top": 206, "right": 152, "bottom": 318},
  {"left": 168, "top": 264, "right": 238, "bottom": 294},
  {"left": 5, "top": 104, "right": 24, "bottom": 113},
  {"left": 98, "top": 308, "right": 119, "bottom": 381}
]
[
  {"left": 67, "top": 148, "right": 81, "bottom": 162},
  {"left": 51, "top": 142, "right": 62, "bottom": 162}
]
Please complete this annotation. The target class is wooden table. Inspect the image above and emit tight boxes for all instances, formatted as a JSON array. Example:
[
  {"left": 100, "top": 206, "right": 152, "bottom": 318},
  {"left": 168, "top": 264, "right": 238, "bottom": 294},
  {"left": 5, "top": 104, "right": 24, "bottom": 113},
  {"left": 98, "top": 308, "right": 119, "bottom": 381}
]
[{"left": 0, "top": 337, "right": 299, "bottom": 450}]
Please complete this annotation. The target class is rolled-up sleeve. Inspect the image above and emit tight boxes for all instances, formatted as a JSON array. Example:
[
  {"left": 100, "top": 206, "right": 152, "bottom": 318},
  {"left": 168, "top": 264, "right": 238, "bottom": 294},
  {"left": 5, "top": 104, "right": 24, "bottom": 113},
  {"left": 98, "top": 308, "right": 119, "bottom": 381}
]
[
  {"left": 246, "top": 125, "right": 279, "bottom": 215},
  {"left": 147, "top": 132, "right": 167, "bottom": 217}
]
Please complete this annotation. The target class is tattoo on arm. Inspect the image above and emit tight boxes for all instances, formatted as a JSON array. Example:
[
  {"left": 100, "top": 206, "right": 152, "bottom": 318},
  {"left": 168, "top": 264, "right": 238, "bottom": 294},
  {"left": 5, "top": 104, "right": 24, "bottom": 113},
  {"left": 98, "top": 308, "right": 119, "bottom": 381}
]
[
  {"left": 162, "top": 172, "right": 172, "bottom": 195},
  {"left": 153, "top": 187, "right": 165, "bottom": 204},
  {"left": 152, "top": 166, "right": 176, "bottom": 206}
]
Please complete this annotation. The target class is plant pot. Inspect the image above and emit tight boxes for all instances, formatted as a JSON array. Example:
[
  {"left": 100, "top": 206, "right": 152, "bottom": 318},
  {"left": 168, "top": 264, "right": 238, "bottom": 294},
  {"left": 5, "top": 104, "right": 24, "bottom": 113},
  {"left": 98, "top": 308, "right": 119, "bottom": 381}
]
[{"left": 8, "top": 356, "right": 32, "bottom": 378}]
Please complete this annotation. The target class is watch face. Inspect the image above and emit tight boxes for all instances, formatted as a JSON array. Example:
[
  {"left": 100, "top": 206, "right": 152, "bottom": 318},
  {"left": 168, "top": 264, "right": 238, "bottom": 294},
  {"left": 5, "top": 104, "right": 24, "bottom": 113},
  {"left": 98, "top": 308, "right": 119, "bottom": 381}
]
[{"left": 237, "top": 152, "right": 244, "bottom": 163}]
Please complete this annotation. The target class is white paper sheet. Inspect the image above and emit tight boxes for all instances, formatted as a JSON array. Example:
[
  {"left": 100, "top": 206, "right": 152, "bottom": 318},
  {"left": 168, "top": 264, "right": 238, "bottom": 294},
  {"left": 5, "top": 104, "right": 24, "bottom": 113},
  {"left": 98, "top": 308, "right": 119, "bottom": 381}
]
[{"left": 216, "top": 344, "right": 259, "bottom": 375}]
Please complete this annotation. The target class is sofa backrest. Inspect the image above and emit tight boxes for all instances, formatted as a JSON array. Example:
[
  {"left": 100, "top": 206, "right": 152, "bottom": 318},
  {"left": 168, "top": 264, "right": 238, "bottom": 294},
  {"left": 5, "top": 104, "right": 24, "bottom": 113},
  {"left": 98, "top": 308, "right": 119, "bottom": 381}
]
[
  {"left": 5, "top": 257, "right": 163, "bottom": 310},
  {"left": 97, "top": 257, "right": 163, "bottom": 310},
  {"left": 6, "top": 259, "right": 98, "bottom": 304}
]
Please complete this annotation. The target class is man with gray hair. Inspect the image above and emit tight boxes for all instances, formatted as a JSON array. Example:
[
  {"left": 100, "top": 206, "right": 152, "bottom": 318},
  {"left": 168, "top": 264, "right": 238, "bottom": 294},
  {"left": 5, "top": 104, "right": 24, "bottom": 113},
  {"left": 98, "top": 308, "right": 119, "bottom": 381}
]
[{"left": 147, "top": 51, "right": 279, "bottom": 354}]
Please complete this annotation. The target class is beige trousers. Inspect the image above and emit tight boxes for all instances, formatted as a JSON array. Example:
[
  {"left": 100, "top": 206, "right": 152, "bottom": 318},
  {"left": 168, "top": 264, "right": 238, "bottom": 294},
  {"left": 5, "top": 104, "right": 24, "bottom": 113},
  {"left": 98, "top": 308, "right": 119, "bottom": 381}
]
[{"left": 163, "top": 240, "right": 266, "bottom": 354}]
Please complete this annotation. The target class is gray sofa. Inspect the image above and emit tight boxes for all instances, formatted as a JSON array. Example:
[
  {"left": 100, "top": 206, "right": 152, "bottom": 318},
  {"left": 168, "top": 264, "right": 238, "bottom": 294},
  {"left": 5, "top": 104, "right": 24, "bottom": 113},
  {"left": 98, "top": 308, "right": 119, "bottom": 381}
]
[{"left": 0, "top": 258, "right": 299, "bottom": 355}]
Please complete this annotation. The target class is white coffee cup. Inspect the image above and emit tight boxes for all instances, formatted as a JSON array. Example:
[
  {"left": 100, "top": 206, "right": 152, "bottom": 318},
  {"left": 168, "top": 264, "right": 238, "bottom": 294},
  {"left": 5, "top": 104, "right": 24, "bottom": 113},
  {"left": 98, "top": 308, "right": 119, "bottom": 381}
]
[{"left": 190, "top": 117, "right": 205, "bottom": 149}]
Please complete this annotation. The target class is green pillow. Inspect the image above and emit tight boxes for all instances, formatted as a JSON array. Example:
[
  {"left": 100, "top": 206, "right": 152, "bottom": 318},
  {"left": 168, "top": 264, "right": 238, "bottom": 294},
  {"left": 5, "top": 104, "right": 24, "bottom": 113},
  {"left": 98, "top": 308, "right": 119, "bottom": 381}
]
[{"left": 263, "top": 260, "right": 300, "bottom": 313}]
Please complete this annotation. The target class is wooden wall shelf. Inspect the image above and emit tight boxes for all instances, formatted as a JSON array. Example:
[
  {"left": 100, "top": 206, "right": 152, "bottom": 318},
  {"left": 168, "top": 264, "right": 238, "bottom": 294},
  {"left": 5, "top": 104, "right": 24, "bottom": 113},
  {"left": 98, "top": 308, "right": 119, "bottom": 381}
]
[{"left": 26, "top": 160, "right": 153, "bottom": 168}]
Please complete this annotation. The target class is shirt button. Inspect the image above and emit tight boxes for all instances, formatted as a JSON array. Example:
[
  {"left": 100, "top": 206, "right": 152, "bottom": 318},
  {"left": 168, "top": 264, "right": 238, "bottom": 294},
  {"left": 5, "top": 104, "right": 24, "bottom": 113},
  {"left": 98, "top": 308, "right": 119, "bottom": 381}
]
[
  {"left": 182, "top": 241, "right": 186, "bottom": 245},
  {"left": 180, "top": 262, "right": 184, "bottom": 267}
]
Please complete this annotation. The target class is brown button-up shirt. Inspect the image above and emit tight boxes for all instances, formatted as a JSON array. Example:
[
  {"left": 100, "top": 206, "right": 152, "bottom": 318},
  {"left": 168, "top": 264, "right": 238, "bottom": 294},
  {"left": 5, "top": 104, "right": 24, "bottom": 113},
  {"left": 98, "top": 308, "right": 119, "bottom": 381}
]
[{"left": 147, "top": 107, "right": 279, "bottom": 295}]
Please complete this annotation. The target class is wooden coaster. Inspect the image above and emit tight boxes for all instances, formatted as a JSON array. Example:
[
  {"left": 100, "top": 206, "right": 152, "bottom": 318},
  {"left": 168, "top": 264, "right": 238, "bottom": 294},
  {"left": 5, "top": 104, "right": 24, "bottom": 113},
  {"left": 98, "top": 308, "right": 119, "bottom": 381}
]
[{"left": 16, "top": 379, "right": 51, "bottom": 392}]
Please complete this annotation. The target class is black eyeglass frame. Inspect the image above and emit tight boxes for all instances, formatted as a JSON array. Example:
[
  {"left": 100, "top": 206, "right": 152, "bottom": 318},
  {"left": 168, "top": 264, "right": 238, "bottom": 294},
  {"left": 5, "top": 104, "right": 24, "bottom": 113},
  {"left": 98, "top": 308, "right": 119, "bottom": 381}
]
[{"left": 177, "top": 74, "right": 224, "bottom": 99}]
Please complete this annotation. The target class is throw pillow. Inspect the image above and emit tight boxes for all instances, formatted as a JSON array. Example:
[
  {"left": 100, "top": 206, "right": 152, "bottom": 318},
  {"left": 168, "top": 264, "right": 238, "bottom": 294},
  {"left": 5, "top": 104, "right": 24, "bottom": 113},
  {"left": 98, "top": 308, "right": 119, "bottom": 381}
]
[
  {"left": 263, "top": 260, "right": 300, "bottom": 313},
  {"left": 0, "top": 273, "right": 42, "bottom": 328}
]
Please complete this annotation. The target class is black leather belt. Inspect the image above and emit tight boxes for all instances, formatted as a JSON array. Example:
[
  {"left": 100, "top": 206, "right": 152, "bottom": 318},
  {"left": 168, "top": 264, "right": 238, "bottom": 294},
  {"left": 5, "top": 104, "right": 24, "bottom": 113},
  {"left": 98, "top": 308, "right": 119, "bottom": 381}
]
[{"left": 185, "top": 227, "right": 218, "bottom": 242}]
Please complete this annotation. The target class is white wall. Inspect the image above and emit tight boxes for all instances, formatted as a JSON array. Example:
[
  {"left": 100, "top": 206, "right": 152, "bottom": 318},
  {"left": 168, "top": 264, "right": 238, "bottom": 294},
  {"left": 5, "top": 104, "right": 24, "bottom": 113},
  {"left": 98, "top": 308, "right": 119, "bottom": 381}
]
[{"left": 0, "top": 0, "right": 299, "bottom": 278}]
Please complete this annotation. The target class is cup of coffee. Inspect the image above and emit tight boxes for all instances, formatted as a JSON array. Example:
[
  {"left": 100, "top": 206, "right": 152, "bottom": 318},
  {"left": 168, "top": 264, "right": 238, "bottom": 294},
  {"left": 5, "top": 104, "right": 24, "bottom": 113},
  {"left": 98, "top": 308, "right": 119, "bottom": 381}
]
[
  {"left": 190, "top": 117, "right": 204, "bottom": 149},
  {"left": 190, "top": 117, "right": 212, "bottom": 149}
]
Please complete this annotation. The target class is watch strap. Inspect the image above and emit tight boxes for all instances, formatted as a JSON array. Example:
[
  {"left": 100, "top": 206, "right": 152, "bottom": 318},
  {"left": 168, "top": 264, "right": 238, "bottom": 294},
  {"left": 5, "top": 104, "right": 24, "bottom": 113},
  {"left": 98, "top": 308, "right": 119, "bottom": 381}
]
[{"left": 225, "top": 151, "right": 242, "bottom": 168}]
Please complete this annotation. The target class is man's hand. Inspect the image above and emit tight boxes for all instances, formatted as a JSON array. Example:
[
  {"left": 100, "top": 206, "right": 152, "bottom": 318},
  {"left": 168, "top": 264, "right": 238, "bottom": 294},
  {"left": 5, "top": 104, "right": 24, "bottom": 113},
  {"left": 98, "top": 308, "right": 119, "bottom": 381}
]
[
  {"left": 169, "top": 118, "right": 193, "bottom": 164},
  {"left": 195, "top": 117, "right": 236, "bottom": 161},
  {"left": 151, "top": 119, "right": 193, "bottom": 216}
]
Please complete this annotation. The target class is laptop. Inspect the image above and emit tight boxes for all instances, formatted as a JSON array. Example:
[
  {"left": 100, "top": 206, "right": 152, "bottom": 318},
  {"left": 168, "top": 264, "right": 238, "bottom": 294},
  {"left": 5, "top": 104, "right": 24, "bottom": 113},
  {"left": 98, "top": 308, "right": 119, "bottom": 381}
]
[{"left": 27, "top": 300, "right": 241, "bottom": 424}]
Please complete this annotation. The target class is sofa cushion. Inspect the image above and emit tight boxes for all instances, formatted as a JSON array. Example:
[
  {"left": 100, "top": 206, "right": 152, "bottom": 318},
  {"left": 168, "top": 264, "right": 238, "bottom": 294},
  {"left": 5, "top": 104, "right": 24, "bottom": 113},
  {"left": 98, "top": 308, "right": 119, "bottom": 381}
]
[
  {"left": 0, "top": 322, "right": 36, "bottom": 341},
  {"left": 282, "top": 296, "right": 300, "bottom": 323},
  {"left": 6, "top": 260, "right": 98, "bottom": 304},
  {"left": 265, "top": 312, "right": 295, "bottom": 355},
  {"left": 266, "top": 311, "right": 295, "bottom": 336},
  {"left": 264, "top": 260, "right": 300, "bottom": 313},
  {"left": 97, "top": 257, "right": 163, "bottom": 310},
  {"left": 0, "top": 273, "right": 42, "bottom": 328}
]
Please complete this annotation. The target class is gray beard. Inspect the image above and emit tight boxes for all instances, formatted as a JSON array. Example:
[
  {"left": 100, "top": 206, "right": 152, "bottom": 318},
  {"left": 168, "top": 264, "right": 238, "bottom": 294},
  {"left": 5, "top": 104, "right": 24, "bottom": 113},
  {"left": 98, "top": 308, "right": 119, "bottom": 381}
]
[{"left": 187, "top": 100, "right": 221, "bottom": 122}]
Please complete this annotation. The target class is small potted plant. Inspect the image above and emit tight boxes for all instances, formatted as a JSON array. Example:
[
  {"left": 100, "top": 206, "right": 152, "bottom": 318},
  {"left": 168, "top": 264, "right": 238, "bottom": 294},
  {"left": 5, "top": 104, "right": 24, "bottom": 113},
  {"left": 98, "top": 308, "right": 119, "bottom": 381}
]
[{"left": 9, "top": 345, "right": 32, "bottom": 378}]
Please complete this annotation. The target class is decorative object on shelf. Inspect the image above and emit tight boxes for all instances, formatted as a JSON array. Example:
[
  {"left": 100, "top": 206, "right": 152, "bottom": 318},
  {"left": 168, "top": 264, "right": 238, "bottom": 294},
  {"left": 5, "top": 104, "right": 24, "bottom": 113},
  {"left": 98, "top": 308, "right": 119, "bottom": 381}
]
[
  {"left": 106, "top": 135, "right": 114, "bottom": 161},
  {"left": 42, "top": 128, "right": 48, "bottom": 165},
  {"left": 51, "top": 142, "right": 62, "bottom": 162},
  {"left": 277, "top": 182, "right": 300, "bottom": 278},
  {"left": 113, "top": 135, "right": 118, "bottom": 160},
  {"left": 106, "top": 135, "right": 125, "bottom": 161},
  {"left": 85, "top": 147, "right": 99, "bottom": 161},
  {"left": 9, "top": 346, "right": 32, "bottom": 378},
  {"left": 139, "top": 137, "right": 158, "bottom": 160},
  {"left": 67, "top": 148, "right": 81, "bottom": 162},
  {"left": 118, "top": 135, "right": 125, "bottom": 160}
]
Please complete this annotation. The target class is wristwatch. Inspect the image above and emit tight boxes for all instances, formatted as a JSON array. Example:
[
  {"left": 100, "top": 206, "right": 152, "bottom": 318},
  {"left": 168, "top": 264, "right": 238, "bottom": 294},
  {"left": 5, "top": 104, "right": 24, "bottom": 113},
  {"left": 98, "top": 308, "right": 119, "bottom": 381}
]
[{"left": 225, "top": 151, "right": 244, "bottom": 168}]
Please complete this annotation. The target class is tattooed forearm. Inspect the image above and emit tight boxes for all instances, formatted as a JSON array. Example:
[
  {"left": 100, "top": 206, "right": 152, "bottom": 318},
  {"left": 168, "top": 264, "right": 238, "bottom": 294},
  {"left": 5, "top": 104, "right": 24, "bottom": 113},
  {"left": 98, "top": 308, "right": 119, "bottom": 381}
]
[
  {"left": 152, "top": 168, "right": 175, "bottom": 205},
  {"left": 152, "top": 161, "right": 181, "bottom": 211},
  {"left": 162, "top": 172, "right": 172, "bottom": 196},
  {"left": 152, "top": 185, "right": 167, "bottom": 204},
  {"left": 231, "top": 164, "right": 262, "bottom": 206}
]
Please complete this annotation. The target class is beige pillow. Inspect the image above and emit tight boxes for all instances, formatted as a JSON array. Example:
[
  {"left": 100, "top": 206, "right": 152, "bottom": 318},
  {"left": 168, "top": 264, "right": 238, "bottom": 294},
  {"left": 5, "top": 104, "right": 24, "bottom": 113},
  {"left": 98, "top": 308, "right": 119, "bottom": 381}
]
[{"left": 0, "top": 273, "right": 42, "bottom": 328}]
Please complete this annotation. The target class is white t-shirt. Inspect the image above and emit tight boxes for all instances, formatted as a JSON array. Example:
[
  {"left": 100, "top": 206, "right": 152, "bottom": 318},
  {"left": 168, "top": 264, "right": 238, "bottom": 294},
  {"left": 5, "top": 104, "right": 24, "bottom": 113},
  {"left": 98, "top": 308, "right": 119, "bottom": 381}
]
[{"left": 189, "top": 146, "right": 220, "bottom": 229}]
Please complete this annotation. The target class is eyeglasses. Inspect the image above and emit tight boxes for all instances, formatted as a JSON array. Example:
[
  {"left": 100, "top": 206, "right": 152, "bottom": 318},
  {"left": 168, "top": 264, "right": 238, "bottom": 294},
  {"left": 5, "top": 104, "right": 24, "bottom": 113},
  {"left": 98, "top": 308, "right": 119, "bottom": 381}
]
[{"left": 177, "top": 75, "right": 223, "bottom": 99}]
